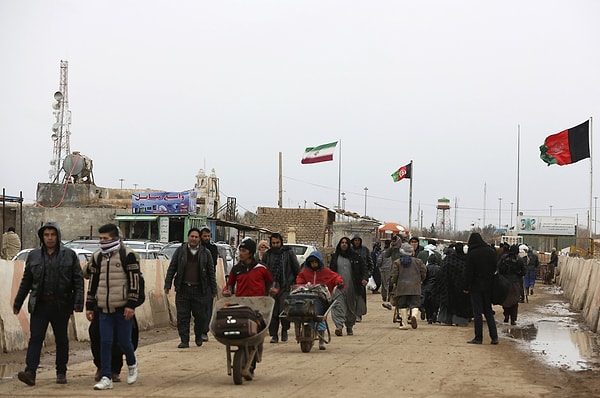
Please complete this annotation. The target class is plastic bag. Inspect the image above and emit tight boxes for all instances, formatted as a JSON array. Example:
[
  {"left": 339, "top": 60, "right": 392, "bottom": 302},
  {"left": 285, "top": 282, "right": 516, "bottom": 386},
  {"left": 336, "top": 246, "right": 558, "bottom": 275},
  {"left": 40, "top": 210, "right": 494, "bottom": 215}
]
[{"left": 366, "top": 276, "right": 377, "bottom": 291}]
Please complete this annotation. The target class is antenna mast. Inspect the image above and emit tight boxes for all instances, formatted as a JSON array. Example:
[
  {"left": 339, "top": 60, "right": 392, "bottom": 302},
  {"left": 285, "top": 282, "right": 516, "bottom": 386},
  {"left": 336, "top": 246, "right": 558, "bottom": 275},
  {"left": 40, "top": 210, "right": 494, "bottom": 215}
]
[{"left": 49, "top": 60, "right": 71, "bottom": 183}]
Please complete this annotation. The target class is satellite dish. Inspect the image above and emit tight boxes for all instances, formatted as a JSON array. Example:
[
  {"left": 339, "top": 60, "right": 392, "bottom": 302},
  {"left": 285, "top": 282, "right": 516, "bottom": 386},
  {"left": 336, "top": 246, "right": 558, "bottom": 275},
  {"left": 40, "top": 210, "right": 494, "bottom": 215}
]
[
  {"left": 54, "top": 91, "right": 63, "bottom": 101},
  {"left": 51, "top": 133, "right": 58, "bottom": 141}
]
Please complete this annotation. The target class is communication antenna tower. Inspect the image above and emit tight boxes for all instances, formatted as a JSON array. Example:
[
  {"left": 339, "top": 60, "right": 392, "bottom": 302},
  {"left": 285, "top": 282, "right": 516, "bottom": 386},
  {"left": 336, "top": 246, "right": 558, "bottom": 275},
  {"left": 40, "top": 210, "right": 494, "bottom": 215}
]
[{"left": 49, "top": 60, "right": 72, "bottom": 183}]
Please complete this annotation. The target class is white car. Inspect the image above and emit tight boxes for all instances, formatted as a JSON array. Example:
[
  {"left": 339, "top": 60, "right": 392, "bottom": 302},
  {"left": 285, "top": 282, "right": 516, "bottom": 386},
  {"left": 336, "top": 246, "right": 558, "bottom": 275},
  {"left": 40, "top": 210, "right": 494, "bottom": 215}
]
[
  {"left": 287, "top": 244, "right": 318, "bottom": 266},
  {"left": 12, "top": 248, "right": 93, "bottom": 264}
]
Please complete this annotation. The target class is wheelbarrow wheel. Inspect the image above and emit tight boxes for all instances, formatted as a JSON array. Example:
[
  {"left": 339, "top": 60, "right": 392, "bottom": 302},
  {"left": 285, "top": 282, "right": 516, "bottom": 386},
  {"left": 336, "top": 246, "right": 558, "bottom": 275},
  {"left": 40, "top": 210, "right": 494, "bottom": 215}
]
[
  {"left": 300, "top": 323, "right": 314, "bottom": 353},
  {"left": 232, "top": 349, "right": 246, "bottom": 385}
]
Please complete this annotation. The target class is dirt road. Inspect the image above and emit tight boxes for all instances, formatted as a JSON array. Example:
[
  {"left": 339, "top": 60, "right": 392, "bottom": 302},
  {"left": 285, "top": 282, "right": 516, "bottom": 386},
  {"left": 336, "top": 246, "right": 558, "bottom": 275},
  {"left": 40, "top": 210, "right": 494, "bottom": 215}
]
[{"left": 0, "top": 286, "right": 598, "bottom": 397}]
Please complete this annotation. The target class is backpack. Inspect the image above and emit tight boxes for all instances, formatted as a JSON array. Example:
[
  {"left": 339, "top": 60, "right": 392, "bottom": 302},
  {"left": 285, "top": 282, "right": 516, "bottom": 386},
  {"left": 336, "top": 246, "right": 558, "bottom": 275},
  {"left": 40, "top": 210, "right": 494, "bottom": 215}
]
[{"left": 93, "top": 247, "right": 146, "bottom": 307}]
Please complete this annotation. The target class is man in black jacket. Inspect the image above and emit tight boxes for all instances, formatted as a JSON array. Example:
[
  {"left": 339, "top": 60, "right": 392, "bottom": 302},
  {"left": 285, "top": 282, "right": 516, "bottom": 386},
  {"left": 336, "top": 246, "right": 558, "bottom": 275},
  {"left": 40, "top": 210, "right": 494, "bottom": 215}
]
[
  {"left": 463, "top": 232, "right": 498, "bottom": 345},
  {"left": 200, "top": 227, "right": 219, "bottom": 342},
  {"left": 261, "top": 232, "right": 300, "bottom": 343},
  {"left": 164, "top": 228, "right": 218, "bottom": 348},
  {"left": 13, "top": 222, "right": 84, "bottom": 386}
]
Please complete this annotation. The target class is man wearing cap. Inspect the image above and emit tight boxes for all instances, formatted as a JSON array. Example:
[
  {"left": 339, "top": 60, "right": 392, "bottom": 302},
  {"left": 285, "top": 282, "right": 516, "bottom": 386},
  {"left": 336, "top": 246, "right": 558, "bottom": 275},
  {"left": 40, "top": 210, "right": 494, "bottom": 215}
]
[
  {"left": 13, "top": 221, "right": 84, "bottom": 386},
  {"left": 223, "top": 238, "right": 274, "bottom": 378},
  {"left": 164, "top": 228, "right": 217, "bottom": 349}
]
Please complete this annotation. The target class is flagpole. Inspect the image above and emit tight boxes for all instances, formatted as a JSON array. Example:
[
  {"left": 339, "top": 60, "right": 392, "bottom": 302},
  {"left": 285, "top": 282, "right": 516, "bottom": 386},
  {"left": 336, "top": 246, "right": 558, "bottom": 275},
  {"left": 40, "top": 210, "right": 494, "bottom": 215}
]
[
  {"left": 589, "top": 117, "right": 593, "bottom": 246},
  {"left": 337, "top": 139, "right": 342, "bottom": 212},
  {"left": 409, "top": 160, "right": 413, "bottom": 233},
  {"left": 516, "top": 125, "right": 521, "bottom": 228}
]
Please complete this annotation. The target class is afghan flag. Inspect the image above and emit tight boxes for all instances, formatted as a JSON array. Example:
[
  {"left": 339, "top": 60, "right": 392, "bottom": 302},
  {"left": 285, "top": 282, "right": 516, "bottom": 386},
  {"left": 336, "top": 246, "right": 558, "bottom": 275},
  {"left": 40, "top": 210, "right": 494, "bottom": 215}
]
[
  {"left": 540, "top": 121, "right": 590, "bottom": 166},
  {"left": 301, "top": 141, "right": 338, "bottom": 164},
  {"left": 391, "top": 163, "right": 412, "bottom": 182}
]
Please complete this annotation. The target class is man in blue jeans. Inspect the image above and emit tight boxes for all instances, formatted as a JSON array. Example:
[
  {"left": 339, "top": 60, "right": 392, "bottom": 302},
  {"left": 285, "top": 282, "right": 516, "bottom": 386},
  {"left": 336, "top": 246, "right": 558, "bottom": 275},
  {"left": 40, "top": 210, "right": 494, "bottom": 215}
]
[
  {"left": 463, "top": 232, "right": 499, "bottom": 345},
  {"left": 86, "top": 223, "right": 140, "bottom": 390}
]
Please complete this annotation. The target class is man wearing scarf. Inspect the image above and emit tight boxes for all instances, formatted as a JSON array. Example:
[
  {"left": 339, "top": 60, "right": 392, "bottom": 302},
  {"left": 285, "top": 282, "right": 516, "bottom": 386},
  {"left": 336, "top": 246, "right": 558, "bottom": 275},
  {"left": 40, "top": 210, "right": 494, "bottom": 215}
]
[
  {"left": 329, "top": 237, "right": 369, "bottom": 336},
  {"left": 86, "top": 223, "right": 140, "bottom": 390},
  {"left": 261, "top": 233, "right": 300, "bottom": 343}
]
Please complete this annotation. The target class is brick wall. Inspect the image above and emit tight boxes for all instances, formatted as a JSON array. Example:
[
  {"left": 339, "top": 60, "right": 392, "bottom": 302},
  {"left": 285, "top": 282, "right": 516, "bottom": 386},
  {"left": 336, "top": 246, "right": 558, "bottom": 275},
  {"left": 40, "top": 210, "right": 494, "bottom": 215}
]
[{"left": 257, "top": 207, "right": 329, "bottom": 247}]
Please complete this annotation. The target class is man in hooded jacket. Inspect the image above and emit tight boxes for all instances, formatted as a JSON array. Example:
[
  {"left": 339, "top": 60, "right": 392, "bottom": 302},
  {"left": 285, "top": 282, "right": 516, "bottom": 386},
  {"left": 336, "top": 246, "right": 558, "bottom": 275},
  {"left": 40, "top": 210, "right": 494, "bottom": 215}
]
[
  {"left": 13, "top": 222, "right": 84, "bottom": 386},
  {"left": 463, "top": 232, "right": 499, "bottom": 345}
]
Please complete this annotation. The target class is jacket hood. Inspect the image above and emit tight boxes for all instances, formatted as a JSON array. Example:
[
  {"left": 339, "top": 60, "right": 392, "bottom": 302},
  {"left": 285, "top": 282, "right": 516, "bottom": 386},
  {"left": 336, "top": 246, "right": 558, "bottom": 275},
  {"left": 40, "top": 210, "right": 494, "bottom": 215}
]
[
  {"left": 351, "top": 234, "right": 363, "bottom": 246},
  {"left": 37, "top": 221, "right": 61, "bottom": 245},
  {"left": 467, "top": 232, "right": 486, "bottom": 249},
  {"left": 304, "top": 251, "right": 325, "bottom": 270}
]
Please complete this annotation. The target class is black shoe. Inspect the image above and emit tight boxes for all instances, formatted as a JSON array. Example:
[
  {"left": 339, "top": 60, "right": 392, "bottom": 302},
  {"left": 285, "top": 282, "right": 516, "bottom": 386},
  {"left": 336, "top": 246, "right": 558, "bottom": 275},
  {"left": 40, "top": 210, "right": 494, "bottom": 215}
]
[
  {"left": 491, "top": 338, "right": 499, "bottom": 345},
  {"left": 530, "top": 289, "right": 534, "bottom": 295},
  {"left": 195, "top": 340, "right": 203, "bottom": 347},
  {"left": 467, "top": 339, "right": 482, "bottom": 344},
  {"left": 270, "top": 336, "right": 278, "bottom": 343},
  {"left": 18, "top": 370, "right": 36, "bottom": 386},
  {"left": 503, "top": 316, "right": 509, "bottom": 323},
  {"left": 56, "top": 373, "right": 67, "bottom": 384},
  {"left": 382, "top": 302, "right": 392, "bottom": 310},
  {"left": 201, "top": 333, "right": 209, "bottom": 342},
  {"left": 178, "top": 342, "right": 189, "bottom": 348},
  {"left": 281, "top": 330, "right": 288, "bottom": 342},
  {"left": 346, "top": 327, "right": 353, "bottom": 336},
  {"left": 420, "top": 311, "right": 426, "bottom": 320},
  {"left": 94, "top": 368, "right": 102, "bottom": 382}
]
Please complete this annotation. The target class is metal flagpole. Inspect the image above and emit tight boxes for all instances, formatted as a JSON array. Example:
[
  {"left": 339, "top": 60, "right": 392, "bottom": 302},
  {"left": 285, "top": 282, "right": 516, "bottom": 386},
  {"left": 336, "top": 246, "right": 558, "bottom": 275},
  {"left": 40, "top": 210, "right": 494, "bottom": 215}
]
[
  {"left": 337, "top": 139, "right": 342, "bottom": 211},
  {"left": 589, "top": 117, "right": 594, "bottom": 246},
  {"left": 409, "top": 160, "right": 413, "bottom": 233},
  {"left": 516, "top": 125, "right": 521, "bottom": 229}
]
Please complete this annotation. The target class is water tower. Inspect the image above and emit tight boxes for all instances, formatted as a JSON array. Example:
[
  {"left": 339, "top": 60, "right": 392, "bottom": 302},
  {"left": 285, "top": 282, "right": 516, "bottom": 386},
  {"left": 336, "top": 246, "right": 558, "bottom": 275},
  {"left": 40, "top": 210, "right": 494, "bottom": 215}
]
[{"left": 435, "top": 197, "right": 451, "bottom": 233}]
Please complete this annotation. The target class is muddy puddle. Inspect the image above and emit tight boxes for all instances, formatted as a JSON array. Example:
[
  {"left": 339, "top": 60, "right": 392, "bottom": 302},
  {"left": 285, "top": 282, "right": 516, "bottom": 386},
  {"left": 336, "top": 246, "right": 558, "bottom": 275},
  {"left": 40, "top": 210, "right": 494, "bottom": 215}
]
[{"left": 503, "top": 286, "right": 600, "bottom": 371}]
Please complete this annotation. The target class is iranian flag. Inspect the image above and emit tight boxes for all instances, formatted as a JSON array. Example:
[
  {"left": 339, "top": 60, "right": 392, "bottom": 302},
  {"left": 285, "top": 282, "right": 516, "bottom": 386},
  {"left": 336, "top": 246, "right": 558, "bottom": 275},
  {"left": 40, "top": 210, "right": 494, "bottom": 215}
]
[
  {"left": 540, "top": 120, "right": 590, "bottom": 166},
  {"left": 301, "top": 141, "right": 338, "bottom": 164},
  {"left": 391, "top": 163, "right": 412, "bottom": 182}
]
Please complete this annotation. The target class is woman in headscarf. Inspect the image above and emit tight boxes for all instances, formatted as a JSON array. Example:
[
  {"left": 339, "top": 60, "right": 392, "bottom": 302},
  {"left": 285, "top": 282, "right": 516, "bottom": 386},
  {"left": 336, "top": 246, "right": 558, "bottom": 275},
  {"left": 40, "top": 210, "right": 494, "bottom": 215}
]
[
  {"left": 329, "top": 237, "right": 369, "bottom": 337},
  {"left": 434, "top": 242, "right": 472, "bottom": 326}
]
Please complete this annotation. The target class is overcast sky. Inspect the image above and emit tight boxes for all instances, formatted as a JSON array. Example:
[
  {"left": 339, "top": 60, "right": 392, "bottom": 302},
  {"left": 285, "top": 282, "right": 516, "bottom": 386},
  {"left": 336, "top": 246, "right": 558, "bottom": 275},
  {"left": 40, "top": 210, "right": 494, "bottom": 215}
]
[{"left": 1, "top": 1, "right": 599, "bottom": 231}]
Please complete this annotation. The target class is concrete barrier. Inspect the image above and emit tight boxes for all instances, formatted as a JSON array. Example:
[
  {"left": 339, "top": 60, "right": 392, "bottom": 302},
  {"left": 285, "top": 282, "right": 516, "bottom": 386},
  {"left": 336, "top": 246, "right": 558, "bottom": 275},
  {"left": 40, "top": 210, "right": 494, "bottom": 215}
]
[
  {"left": 0, "top": 258, "right": 174, "bottom": 353},
  {"left": 557, "top": 256, "right": 600, "bottom": 333}
]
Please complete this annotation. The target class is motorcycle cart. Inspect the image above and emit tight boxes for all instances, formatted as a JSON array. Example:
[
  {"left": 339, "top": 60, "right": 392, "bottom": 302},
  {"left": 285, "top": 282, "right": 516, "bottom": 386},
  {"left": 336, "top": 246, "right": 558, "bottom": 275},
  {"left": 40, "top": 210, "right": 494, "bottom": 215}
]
[{"left": 210, "top": 296, "right": 275, "bottom": 385}]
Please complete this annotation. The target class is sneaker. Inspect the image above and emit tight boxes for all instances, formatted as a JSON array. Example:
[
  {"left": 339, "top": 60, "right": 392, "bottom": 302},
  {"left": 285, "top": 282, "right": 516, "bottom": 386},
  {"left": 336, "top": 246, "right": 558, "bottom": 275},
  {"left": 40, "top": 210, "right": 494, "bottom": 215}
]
[
  {"left": 346, "top": 327, "right": 353, "bottom": 336},
  {"left": 281, "top": 330, "right": 288, "bottom": 342},
  {"left": 94, "top": 376, "right": 113, "bottom": 390},
  {"left": 382, "top": 302, "right": 392, "bottom": 310},
  {"left": 127, "top": 362, "right": 138, "bottom": 385},
  {"left": 356, "top": 316, "right": 362, "bottom": 323},
  {"left": 17, "top": 370, "right": 35, "bottom": 386},
  {"left": 178, "top": 342, "right": 189, "bottom": 348},
  {"left": 270, "top": 335, "right": 278, "bottom": 343},
  {"left": 201, "top": 333, "right": 209, "bottom": 342},
  {"left": 410, "top": 315, "right": 418, "bottom": 329},
  {"left": 56, "top": 373, "right": 67, "bottom": 384},
  {"left": 334, "top": 329, "right": 343, "bottom": 336}
]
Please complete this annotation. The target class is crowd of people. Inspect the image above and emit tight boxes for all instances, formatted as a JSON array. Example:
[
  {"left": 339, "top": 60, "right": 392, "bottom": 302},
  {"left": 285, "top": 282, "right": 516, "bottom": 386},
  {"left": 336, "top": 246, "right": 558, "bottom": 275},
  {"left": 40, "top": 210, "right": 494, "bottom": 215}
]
[{"left": 11, "top": 224, "right": 549, "bottom": 388}]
